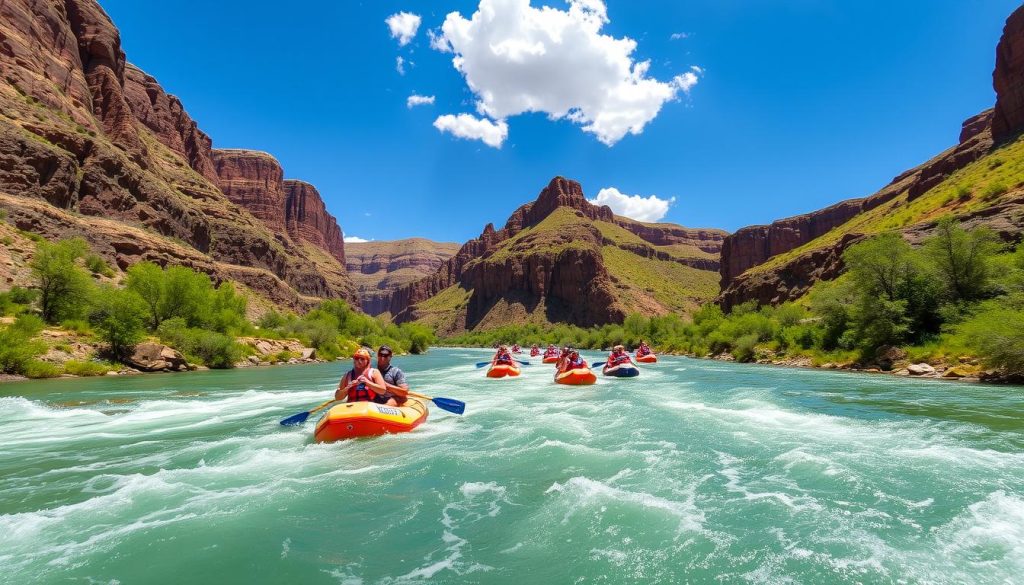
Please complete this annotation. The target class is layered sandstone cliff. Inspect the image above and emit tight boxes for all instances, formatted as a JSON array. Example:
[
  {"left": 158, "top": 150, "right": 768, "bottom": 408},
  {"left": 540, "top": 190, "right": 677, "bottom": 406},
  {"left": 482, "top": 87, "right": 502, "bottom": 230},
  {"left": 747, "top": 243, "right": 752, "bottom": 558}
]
[
  {"left": 346, "top": 239, "right": 460, "bottom": 315},
  {"left": 718, "top": 4, "right": 1024, "bottom": 310},
  {"left": 0, "top": 0, "right": 354, "bottom": 307}
]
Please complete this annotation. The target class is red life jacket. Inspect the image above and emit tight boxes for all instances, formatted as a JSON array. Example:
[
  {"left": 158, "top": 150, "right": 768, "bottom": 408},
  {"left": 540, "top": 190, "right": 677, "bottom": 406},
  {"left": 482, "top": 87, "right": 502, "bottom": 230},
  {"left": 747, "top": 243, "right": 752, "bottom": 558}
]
[
  {"left": 495, "top": 353, "right": 513, "bottom": 365},
  {"left": 346, "top": 367, "right": 379, "bottom": 402},
  {"left": 609, "top": 353, "right": 631, "bottom": 366}
]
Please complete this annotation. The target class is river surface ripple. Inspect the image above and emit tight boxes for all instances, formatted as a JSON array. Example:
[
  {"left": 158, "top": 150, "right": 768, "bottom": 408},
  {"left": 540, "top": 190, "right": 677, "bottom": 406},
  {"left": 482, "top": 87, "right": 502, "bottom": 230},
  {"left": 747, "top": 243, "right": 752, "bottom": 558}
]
[{"left": 1, "top": 349, "right": 1023, "bottom": 584}]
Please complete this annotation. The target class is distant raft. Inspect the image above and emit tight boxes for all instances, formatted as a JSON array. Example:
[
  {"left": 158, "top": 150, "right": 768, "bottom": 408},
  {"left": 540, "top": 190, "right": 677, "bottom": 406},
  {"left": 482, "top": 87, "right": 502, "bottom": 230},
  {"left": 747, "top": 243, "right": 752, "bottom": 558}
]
[
  {"left": 542, "top": 355, "right": 560, "bottom": 364},
  {"left": 603, "top": 364, "right": 640, "bottom": 377},
  {"left": 314, "top": 397, "right": 428, "bottom": 443},
  {"left": 487, "top": 364, "right": 521, "bottom": 378},
  {"left": 636, "top": 353, "right": 658, "bottom": 364},
  {"left": 554, "top": 367, "right": 597, "bottom": 385}
]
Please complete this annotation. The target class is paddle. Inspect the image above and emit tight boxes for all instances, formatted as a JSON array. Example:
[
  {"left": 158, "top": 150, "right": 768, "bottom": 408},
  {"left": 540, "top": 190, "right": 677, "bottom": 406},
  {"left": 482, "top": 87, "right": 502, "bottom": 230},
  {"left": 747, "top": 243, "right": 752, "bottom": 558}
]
[
  {"left": 475, "top": 360, "right": 531, "bottom": 367},
  {"left": 406, "top": 391, "right": 466, "bottom": 415},
  {"left": 279, "top": 399, "right": 338, "bottom": 426}
]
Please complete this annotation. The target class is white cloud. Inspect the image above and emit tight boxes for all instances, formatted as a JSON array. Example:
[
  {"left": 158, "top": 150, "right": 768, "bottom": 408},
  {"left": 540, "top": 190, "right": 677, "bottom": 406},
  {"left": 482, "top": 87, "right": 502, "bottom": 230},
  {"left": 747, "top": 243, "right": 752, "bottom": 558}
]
[
  {"left": 435, "top": 0, "right": 700, "bottom": 146},
  {"left": 396, "top": 56, "right": 406, "bottom": 75},
  {"left": 344, "top": 236, "right": 373, "bottom": 243},
  {"left": 428, "top": 29, "right": 451, "bottom": 52},
  {"left": 433, "top": 113, "right": 508, "bottom": 148},
  {"left": 386, "top": 12, "right": 421, "bottom": 46},
  {"left": 670, "top": 32, "right": 689, "bottom": 40},
  {"left": 407, "top": 94, "right": 436, "bottom": 108},
  {"left": 588, "top": 187, "right": 675, "bottom": 222}
]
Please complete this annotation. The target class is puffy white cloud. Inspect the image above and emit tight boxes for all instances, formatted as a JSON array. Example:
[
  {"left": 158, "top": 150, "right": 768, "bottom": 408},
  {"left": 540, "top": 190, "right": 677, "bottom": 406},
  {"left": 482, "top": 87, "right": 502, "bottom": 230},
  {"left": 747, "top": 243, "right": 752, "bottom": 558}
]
[
  {"left": 427, "top": 29, "right": 451, "bottom": 52},
  {"left": 435, "top": 0, "right": 700, "bottom": 146},
  {"left": 407, "top": 94, "right": 436, "bottom": 108},
  {"left": 433, "top": 113, "right": 508, "bottom": 148},
  {"left": 344, "top": 236, "right": 373, "bottom": 243},
  {"left": 386, "top": 12, "right": 421, "bottom": 46},
  {"left": 396, "top": 56, "right": 406, "bottom": 75},
  {"left": 588, "top": 187, "right": 675, "bottom": 222}
]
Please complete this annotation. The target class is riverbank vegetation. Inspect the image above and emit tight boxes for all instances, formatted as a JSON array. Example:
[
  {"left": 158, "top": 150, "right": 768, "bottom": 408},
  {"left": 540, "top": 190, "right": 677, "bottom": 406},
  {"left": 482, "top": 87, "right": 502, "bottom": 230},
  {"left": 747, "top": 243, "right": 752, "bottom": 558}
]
[
  {"left": 448, "top": 220, "right": 1024, "bottom": 378},
  {"left": 0, "top": 236, "right": 435, "bottom": 379}
]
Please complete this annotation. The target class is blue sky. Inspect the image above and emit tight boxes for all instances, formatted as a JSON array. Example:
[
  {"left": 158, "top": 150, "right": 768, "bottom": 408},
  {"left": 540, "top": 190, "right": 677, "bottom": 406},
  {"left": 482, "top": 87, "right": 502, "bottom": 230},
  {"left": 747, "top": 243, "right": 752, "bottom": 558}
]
[{"left": 102, "top": 0, "right": 1020, "bottom": 243}]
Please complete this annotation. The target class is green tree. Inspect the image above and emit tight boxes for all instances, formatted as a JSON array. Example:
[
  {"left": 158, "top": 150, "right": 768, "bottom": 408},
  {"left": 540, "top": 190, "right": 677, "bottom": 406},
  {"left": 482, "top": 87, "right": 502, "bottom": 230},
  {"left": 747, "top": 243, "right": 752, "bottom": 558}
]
[
  {"left": 125, "top": 261, "right": 166, "bottom": 330},
  {"left": 923, "top": 217, "right": 1000, "bottom": 303},
  {"left": 30, "top": 238, "right": 92, "bottom": 323},
  {"left": 90, "top": 287, "right": 147, "bottom": 359},
  {"left": 0, "top": 314, "right": 46, "bottom": 374}
]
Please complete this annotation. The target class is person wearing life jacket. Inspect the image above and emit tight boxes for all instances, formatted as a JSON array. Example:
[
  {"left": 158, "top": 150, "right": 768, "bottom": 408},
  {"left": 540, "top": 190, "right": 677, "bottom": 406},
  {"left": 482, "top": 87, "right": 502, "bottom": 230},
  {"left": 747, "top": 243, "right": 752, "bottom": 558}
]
[
  {"left": 604, "top": 345, "right": 634, "bottom": 370},
  {"left": 558, "top": 349, "right": 587, "bottom": 373},
  {"left": 512, "top": 344, "right": 522, "bottom": 354},
  {"left": 335, "top": 347, "right": 389, "bottom": 404},
  {"left": 544, "top": 344, "right": 559, "bottom": 357},
  {"left": 637, "top": 340, "right": 652, "bottom": 357},
  {"left": 530, "top": 344, "right": 541, "bottom": 357},
  {"left": 493, "top": 345, "right": 515, "bottom": 366}
]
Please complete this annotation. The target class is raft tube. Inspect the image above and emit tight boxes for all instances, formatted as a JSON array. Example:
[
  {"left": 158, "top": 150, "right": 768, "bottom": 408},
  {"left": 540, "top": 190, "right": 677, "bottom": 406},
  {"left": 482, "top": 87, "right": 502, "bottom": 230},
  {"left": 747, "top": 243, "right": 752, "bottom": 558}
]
[
  {"left": 542, "top": 356, "right": 560, "bottom": 364},
  {"left": 487, "top": 364, "right": 521, "bottom": 378},
  {"left": 603, "top": 364, "right": 640, "bottom": 378},
  {"left": 555, "top": 367, "right": 597, "bottom": 385},
  {"left": 636, "top": 354, "right": 658, "bottom": 364},
  {"left": 314, "top": 397, "right": 428, "bottom": 443}
]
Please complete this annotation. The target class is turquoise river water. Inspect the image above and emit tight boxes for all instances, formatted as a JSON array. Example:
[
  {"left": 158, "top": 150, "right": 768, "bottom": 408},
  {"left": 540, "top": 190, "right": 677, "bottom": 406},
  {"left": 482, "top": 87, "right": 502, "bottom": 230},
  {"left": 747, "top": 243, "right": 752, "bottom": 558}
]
[{"left": 1, "top": 348, "right": 1023, "bottom": 584}]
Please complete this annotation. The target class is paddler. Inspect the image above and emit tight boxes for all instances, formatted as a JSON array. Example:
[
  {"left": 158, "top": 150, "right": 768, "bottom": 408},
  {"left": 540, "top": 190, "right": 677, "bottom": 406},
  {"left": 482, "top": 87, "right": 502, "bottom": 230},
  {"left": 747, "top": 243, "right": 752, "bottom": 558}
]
[
  {"left": 375, "top": 345, "right": 408, "bottom": 406},
  {"left": 604, "top": 345, "right": 635, "bottom": 370},
  {"left": 557, "top": 349, "right": 587, "bottom": 373},
  {"left": 636, "top": 340, "right": 652, "bottom": 357},
  {"left": 335, "top": 347, "right": 390, "bottom": 405},
  {"left": 493, "top": 345, "right": 515, "bottom": 366},
  {"left": 530, "top": 344, "right": 540, "bottom": 356}
]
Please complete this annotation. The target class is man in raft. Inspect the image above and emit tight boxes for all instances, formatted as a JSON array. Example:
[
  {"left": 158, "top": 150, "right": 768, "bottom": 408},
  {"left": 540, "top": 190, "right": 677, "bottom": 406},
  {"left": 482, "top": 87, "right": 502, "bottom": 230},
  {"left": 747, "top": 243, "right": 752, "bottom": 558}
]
[
  {"left": 530, "top": 344, "right": 541, "bottom": 356},
  {"left": 376, "top": 345, "right": 409, "bottom": 406},
  {"left": 543, "top": 344, "right": 559, "bottom": 359},
  {"left": 493, "top": 345, "right": 515, "bottom": 366},
  {"left": 557, "top": 349, "right": 587, "bottom": 373},
  {"left": 636, "top": 340, "right": 652, "bottom": 357},
  {"left": 603, "top": 345, "right": 636, "bottom": 371},
  {"left": 335, "top": 347, "right": 394, "bottom": 406}
]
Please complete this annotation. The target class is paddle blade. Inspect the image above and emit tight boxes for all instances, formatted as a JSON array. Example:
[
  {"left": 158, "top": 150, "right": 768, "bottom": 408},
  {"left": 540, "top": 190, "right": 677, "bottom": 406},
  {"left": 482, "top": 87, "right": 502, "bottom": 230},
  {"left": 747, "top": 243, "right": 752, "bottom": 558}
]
[
  {"left": 515, "top": 360, "right": 531, "bottom": 366},
  {"left": 475, "top": 361, "right": 491, "bottom": 368},
  {"left": 279, "top": 411, "right": 311, "bottom": 426},
  {"left": 430, "top": 396, "right": 466, "bottom": 415}
]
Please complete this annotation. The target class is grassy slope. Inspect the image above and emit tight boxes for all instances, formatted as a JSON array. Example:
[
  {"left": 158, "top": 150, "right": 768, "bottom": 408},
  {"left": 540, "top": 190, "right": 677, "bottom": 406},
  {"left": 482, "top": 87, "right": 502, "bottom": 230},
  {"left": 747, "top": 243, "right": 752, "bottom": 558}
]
[{"left": 747, "top": 135, "right": 1024, "bottom": 276}]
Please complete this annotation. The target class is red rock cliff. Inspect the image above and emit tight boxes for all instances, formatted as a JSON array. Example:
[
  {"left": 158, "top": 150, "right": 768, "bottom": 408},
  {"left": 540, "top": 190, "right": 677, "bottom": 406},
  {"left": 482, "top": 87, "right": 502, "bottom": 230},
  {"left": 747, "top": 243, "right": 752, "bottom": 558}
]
[
  {"left": 0, "top": 0, "right": 354, "bottom": 305},
  {"left": 283, "top": 179, "right": 346, "bottom": 264},
  {"left": 212, "top": 150, "right": 288, "bottom": 234},
  {"left": 993, "top": 5, "right": 1024, "bottom": 144}
]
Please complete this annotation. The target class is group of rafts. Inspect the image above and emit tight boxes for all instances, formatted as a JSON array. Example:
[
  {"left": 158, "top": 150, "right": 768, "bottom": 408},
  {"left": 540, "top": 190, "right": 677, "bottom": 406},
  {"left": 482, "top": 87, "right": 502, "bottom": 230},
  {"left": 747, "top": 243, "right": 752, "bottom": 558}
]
[
  {"left": 486, "top": 343, "right": 657, "bottom": 386},
  {"left": 283, "top": 343, "right": 656, "bottom": 443}
]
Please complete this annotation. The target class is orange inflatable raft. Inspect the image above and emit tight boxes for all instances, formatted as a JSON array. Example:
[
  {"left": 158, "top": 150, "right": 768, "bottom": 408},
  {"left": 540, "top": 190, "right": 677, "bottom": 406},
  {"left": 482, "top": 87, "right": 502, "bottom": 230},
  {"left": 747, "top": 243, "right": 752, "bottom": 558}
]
[
  {"left": 314, "top": 397, "right": 428, "bottom": 443},
  {"left": 554, "top": 367, "right": 597, "bottom": 385},
  {"left": 487, "top": 363, "right": 521, "bottom": 378},
  {"left": 636, "top": 353, "right": 658, "bottom": 364},
  {"left": 542, "top": 355, "right": 560, "bottom": 364}
]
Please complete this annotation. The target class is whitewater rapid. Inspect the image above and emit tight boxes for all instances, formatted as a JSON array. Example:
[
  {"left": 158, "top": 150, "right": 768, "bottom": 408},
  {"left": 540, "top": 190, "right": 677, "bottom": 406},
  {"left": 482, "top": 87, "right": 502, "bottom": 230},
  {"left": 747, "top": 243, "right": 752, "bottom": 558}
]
[{"left": 1, "top": 349, "right": 1022, "bottom": 584}]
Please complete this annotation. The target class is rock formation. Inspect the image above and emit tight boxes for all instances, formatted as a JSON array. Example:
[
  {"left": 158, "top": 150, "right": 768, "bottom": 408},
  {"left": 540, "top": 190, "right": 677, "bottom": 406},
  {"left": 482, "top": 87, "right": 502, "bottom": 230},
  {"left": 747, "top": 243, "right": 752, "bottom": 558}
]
[
  {"left": 388, "top": 177, "right": 727, "bottom": 333},
  {"left": 284, "top": 180, "right": 346, "bottom": 264},
  {"left": 0, "top": 0, "right": 354, "bottom": 309},
  {"left": 718, "top": 4, "right": 1024, "bottom": 310},
  {"left": 346, "top": 239, "right": 460, "bottom": 315}
]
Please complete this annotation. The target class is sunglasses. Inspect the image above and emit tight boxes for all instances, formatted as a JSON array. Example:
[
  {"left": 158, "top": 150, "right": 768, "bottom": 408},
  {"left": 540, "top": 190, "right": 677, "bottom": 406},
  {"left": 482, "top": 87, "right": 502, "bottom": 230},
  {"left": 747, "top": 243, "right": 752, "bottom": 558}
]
[
  {"left": 378, "top": 353, "right": 392, "bottom": 358},
  {"left": 354, "top": 356, "right": 369, "bottom": 361}
]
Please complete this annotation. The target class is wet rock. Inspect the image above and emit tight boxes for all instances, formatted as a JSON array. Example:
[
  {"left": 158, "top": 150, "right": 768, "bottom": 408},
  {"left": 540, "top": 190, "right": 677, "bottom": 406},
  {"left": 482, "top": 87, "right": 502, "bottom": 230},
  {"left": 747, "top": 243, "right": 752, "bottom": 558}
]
[
  {"left": 907, "top": 363, "right": 936, "bottom": 376},
  {"left": 942, "top": 368, "right": 967, "bottom": 378},
  {"left": 300, "top": 348, "right": 315, "bottom": 360},
  {"left": 875, "top": 346, "right": 907, "bottom": 371}
]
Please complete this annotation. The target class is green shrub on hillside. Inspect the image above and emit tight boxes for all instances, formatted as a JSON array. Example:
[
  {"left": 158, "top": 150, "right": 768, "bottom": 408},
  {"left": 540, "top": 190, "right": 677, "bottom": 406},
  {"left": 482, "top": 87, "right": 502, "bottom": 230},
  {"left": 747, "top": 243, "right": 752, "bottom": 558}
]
[
  {"left": 30, "top": 238, "right": 92, "bottom": 323},
  {"left": 89, "top": 286, "right": 147, "bottom": 359},
  {"left": 157, "top": 318, "right": 242, "bottom": 368}
]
